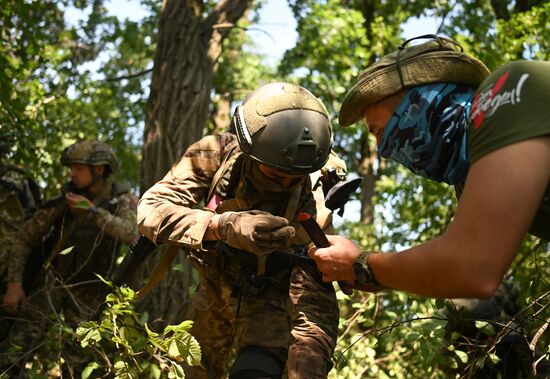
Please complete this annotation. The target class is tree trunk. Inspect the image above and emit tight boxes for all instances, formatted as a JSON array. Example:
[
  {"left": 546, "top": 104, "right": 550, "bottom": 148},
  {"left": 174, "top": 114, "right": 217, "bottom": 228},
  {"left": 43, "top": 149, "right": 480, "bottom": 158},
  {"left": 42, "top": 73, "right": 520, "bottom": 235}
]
[
  {"left": 137, "top": 0, "right": 252, "bottom": 326},
  {"left": 356, "top": 0, "right": 380, "bottom": 224},
  {"left": 358, "top": 133, "right": 378, "bottom": 224}
]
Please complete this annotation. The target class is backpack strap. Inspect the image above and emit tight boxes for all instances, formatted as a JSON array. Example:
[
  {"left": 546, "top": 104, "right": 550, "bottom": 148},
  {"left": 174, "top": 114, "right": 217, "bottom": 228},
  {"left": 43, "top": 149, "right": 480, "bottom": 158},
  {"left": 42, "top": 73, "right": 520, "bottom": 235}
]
[{"left": 206, "top": 140, "right": 240, "bottom": 204}]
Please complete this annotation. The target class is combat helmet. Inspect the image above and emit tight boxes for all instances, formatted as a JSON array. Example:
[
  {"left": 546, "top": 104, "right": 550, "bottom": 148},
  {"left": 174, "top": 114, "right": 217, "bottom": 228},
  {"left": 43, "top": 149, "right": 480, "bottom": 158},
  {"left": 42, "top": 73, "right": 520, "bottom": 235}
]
[
  {"left": 61, "top": 140, "right": 119, "bottom": 176},
  {"left": 231, "top": 82, "right": 332, "bottom": 175}
]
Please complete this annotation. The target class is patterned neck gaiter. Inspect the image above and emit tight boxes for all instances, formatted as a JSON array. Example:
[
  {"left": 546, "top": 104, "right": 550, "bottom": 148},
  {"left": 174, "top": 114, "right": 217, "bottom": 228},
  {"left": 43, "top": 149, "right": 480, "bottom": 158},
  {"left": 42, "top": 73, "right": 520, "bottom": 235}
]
[{"left": 377, "top": 83, "right": 475, "bottom": 185}]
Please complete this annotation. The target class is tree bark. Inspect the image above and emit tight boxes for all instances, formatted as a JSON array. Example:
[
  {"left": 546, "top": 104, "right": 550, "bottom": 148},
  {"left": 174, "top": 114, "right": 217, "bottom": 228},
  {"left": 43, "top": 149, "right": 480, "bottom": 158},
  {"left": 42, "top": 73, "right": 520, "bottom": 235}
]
[
  {"left": 356, "top": 0, "right": 380, "bottom": 223},
  {"left": 137, "top": 0, "right": 252, "bottom": 326},
  {"left": 358, "top": 133, "right": 378, "bottom": 224}
]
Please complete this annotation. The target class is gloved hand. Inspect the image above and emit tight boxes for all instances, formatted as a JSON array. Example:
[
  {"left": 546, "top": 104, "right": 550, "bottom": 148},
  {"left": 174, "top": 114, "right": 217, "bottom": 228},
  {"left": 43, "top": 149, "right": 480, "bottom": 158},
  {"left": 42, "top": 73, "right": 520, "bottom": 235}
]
[{"left": 217, "top": 211, "right": 295, "bottom": 254}]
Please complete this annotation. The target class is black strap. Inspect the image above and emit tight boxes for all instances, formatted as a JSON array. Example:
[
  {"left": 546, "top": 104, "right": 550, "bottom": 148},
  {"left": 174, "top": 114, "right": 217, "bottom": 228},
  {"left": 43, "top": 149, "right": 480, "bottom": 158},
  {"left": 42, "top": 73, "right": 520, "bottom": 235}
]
[{"left": 396, "top": 34, "right": 464, "bottom": 87}]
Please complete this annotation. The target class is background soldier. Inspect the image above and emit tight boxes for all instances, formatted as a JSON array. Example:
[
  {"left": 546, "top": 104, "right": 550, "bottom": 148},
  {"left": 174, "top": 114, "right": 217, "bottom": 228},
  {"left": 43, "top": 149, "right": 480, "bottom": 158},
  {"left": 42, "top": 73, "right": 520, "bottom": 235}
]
[
  {"left": 138, "top": 82, "right": 344, "bottom": 379},
  {"left": 1, "top": 140, "right": 138, "bottom": 375},
  {"left": 0, "top": 137, "right": 41, "bottom": 341}
]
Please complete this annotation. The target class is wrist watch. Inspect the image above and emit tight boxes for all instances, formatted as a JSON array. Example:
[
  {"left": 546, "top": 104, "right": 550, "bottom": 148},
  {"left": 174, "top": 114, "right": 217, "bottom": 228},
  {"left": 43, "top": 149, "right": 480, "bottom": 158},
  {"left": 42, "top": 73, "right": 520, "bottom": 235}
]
[{"left": 352, "top": 251, "right": 379, "bottom": 285}]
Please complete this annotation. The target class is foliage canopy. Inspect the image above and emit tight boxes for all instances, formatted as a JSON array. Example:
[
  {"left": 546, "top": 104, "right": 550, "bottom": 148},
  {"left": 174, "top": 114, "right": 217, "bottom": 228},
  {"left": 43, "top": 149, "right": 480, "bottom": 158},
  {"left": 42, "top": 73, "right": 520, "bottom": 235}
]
[{"left": 1, "top": 0, "right": 548, "bottom": 377}]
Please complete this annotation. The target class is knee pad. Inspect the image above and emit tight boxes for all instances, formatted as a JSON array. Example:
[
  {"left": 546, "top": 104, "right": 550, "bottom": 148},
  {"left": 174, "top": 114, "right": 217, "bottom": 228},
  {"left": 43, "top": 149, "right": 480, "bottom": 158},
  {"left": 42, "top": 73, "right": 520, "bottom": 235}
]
[{"left": 229, "top": 346, "right": 283, "bottom": 379}]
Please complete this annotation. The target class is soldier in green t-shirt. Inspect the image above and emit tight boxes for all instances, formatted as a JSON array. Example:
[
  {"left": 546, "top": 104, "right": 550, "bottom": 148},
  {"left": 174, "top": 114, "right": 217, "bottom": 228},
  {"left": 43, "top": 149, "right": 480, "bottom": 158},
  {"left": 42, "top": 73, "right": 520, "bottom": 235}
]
[
  {"left": 311, "top": 33, "right": 549, "bottom": 301},
  {"left": 306, "top": 35, "right": 550, "bottom": 376}
]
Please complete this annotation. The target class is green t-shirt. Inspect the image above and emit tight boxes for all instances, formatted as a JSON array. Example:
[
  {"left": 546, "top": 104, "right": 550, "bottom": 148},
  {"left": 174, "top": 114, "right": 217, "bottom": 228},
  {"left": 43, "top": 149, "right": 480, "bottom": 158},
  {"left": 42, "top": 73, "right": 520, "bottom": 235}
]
[{"left": 468, "top": 60, "right": 550, "bottom": 240}]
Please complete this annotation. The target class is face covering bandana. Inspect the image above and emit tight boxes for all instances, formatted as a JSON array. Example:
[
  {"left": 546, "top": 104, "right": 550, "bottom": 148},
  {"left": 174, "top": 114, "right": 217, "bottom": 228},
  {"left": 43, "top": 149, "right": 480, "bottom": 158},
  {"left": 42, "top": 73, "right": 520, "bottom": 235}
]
[
  {"left": 237, "top": 156, "right": 305, "bottom": 205},
  {"left": 377, "top": 83, "right": 474, "bottom": 185}
]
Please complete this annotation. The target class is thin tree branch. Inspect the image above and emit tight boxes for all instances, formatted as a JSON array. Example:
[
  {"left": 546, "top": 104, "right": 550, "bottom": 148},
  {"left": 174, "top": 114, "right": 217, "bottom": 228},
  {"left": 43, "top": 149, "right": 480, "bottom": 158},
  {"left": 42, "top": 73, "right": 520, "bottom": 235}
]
[
  {"left": 105, "top": 68, "right": 153, "bottom": 82},
  {"left": 529, "top": 315, "right": 550, "bottom": 352}
]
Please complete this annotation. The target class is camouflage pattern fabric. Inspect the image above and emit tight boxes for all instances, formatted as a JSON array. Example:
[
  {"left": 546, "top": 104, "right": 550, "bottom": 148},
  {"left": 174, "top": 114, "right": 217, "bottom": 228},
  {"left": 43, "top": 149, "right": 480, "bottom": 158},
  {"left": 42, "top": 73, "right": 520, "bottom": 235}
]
[
  {"left": 377, "top": 83, "right": 474, "bottom": 185},
  {"left": 7, "top": 183, "right": 137, "bottom": 282},
  {"left": 138, "top": 132, "right": 339, "bottom": 379},
  {"left": 0, "top": 165, "right": 40, "bottom": 342},
  {"left": 1, "top": 180, "right": 138, "bottom": 372},
  {"left": 0, "top": 165, "right": 39, "bottom": 274}
]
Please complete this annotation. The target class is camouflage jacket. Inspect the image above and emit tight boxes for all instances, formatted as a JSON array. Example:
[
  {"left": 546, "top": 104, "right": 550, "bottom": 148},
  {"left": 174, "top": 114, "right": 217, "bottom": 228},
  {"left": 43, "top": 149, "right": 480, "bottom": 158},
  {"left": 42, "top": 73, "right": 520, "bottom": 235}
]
[
  {"left": 137, "top": 132, "right": 334, "bottom": 251},
  {"left": 7, "top": 181, "right": 138, "bottom": 283},
  {"left": 0, "top": 165, "right": 40, "bottom": 271}
]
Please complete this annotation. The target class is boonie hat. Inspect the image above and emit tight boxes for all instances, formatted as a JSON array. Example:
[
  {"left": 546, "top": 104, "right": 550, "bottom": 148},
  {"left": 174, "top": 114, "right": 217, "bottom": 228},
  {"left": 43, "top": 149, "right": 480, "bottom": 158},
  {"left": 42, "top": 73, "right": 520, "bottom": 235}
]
[{"left": 339, "top": 34, "right": 491, "bottom": 127}]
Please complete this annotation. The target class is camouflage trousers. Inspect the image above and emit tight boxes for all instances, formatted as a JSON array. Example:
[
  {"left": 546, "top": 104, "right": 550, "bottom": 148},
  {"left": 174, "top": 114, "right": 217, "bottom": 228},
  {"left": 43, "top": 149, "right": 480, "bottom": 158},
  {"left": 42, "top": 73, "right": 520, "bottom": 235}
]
[
  {"left": 0, "top": 273, "right": 107, "bottom": 377},
  {"left": 184, "top": 250, "right": 339, "bottom": 379}
]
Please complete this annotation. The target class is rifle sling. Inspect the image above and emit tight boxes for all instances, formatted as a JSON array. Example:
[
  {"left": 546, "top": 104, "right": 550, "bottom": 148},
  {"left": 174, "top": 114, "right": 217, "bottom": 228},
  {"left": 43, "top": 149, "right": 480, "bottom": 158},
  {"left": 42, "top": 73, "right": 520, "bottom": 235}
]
[{"left": 136, "top": 245, "right": 179, "bottom": 299}]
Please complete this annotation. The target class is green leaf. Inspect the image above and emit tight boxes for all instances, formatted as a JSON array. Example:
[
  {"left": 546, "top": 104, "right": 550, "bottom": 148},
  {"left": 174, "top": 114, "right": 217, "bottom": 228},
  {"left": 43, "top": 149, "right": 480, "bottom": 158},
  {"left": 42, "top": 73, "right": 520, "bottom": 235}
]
[
  {"left": 455, "top": 350, "right": 468, "bottom": 364},
  {"left": 139, "top": 311, "right": 149, "bottom": 325},
  {"left": 172, "top": 263, "right": 185, "bottom": 272},
  {"left": 95, "top": 273, "right": 113, "bottom": 287},
  {"left": 59, "top": 246, "right": 74, "bottom": 256},
  {"left": 148, "top": 363, "right": 162, "bottom": 379},
  {"left": 82, "top": 362, "right": 99, "bottom": 379},
  {"left": 168, "top": 339, "right": 183, "bottom": 362},
  {"left": 475, "top": 320, "right": 496, "bottom": 336},
  {"left": 488, "top": 353, "right": 501, "bottom": 364},
  {"left": 73, "top": 200, "right": 91, "bottom": 210},
  {"left": 435, "top": 299, "right": 446, "bottom": 309},
  {"left": 76, "top": 323, "right": 102, "bottom": 347},
  {"left": 168, "top": 363, "right": 185, "bottom": 379},
  {"left": 451, "top": 331, "right": 461, "bottom": 341},
  {"left": 164, "top": 320, "right": 193, "bottom": 334},
  {"left": 180, "top": 334, "right": 202, "bottom": 366}
]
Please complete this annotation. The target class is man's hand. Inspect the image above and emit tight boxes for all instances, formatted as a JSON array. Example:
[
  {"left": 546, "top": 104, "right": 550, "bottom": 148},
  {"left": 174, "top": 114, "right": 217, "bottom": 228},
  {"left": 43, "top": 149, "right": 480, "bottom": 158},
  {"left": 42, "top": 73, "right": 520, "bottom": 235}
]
[
  {"left": 3, "top": 281, "right": 26, "bottom": 316},
  {"left": 308, "top": 234, "right": 360, "bottom": 282},
  {"left": 65, "top": 192, "right": 93, "bottom": 213},
  {"left": 217, "top": 211, "right": 295, "bottom": 254}
]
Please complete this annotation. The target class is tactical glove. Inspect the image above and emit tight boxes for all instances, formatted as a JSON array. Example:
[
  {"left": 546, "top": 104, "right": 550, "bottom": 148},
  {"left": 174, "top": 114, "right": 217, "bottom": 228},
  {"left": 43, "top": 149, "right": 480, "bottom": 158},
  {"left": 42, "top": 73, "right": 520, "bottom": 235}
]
[{"left": 217, "top": 210, "right": 295, "bottom": 254}]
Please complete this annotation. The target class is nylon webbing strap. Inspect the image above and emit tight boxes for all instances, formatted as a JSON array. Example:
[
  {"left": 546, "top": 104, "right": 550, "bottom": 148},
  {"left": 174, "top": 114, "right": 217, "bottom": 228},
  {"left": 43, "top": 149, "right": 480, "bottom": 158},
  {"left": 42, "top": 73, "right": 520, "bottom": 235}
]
[
  {"left": 136, "top": 245, "right": 179, "bottom": 299},
  {"left": 257, "top": 184, "right": 303, "bottom": 277},
  {"left": 206, "top": 141, "right": 240, "bottom": 203},
  {"left": 284, "top": 185, "right": 302, "bottom": 223}
]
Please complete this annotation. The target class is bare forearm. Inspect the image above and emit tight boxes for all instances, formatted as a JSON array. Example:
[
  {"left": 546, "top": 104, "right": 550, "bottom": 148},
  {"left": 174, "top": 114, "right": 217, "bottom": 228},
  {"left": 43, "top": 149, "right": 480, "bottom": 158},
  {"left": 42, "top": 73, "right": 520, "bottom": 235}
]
[{"left": 370, "top": 237, "right": 496, "bottom": 298}]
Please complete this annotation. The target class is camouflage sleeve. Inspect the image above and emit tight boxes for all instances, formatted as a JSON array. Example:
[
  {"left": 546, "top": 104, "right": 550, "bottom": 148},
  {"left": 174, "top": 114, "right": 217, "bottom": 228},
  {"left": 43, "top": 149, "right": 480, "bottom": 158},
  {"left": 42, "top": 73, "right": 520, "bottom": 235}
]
[
  {"left": 138, "top": 134, "right": 232, "bottom": 249},
  {"left": 0, "top": 182, "right": 26, "bottom": 270},
  {"left": 7, "top": 203, "right": 64, "bottom": 282},
  {"left": 90, "top": 192, "right": 138, "bottom": 246}
]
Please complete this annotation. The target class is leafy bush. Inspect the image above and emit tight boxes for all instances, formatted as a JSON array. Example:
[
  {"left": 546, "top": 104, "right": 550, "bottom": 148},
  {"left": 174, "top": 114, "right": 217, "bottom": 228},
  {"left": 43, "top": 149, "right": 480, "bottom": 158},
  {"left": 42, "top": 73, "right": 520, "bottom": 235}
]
[{"left": 75, "top": 282, "right": 201, "bottom": 379}]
